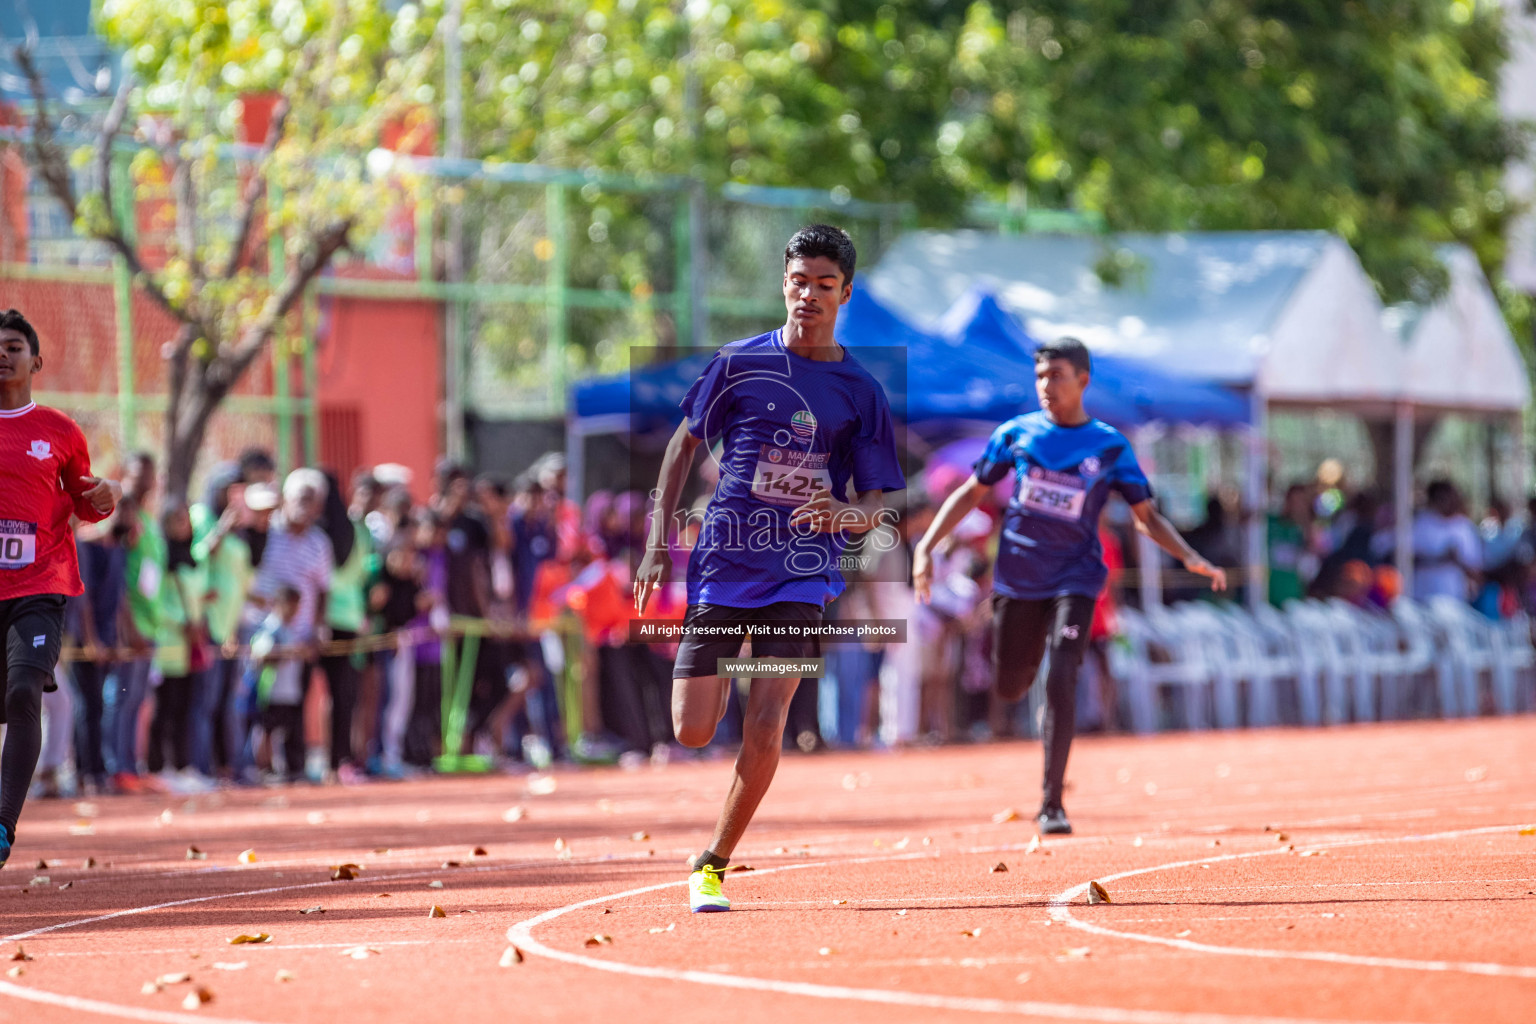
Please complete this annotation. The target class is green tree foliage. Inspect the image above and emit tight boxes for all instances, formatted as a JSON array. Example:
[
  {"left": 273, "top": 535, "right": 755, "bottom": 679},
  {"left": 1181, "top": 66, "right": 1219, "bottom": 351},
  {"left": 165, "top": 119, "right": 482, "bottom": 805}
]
[
  {"left": 436, "top": 0, "right": 1526, "bottom": 306},
  {"left": 19, "top": 0, "right": 435, "bottom": 498}
]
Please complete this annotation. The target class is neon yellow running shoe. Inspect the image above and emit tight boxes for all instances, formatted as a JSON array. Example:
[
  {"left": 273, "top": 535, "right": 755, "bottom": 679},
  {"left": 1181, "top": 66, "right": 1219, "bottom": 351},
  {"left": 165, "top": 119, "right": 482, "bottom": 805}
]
[{"left": 688, "top": 865, "right": 730, "bottom": 913}]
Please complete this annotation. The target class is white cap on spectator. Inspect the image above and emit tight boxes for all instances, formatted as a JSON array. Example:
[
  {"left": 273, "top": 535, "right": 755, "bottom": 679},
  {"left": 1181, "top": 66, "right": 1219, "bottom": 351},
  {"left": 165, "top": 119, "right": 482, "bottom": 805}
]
[
  {"left": 373, "top": 462, "right": 413, "bottom": 488},
  {"left": 283, "top": 467, "right": 328, "bottom": 502},
  {"left": 244, "top": 482, "right": 280, "bottom": 511}
]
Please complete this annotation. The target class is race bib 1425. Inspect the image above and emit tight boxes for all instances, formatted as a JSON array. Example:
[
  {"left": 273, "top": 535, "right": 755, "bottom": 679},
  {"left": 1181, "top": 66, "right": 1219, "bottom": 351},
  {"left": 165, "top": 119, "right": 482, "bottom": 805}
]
[{"left": 751, "top": 445, "right": 832, "bottom": 507}]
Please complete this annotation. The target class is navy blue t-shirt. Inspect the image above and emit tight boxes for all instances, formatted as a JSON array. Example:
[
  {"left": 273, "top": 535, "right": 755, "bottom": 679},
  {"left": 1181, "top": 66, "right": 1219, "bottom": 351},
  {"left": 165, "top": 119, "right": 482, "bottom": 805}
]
[
  {"left": 973, "top": 412, "right": 1152, "bottom": 600},
  {"left": 681, "top": 330, "right": 905, "bottom": 608}
]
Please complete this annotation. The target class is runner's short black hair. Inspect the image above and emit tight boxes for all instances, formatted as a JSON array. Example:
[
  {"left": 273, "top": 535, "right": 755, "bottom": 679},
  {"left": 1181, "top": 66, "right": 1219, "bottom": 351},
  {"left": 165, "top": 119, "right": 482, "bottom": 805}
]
[
  {"left": 784, "top": 224, "right": 857, "bottom": 286},
  {"left": 0, "top": 309, "right": 40, "bottom": 355},
  {"left": 1035, "top": 336, "right": 1092, "bottom": 375}
]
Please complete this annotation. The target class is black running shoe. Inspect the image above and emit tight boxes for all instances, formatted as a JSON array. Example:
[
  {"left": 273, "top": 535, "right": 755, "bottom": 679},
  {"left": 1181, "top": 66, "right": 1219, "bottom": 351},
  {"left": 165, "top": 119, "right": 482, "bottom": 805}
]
[{"left": 1036, "top": 806, "right": 1073, "bottom": 835}]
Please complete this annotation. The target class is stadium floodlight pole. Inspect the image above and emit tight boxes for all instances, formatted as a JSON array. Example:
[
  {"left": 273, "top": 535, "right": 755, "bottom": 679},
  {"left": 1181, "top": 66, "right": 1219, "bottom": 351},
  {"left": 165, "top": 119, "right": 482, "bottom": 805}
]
[{"left": 442, "top": 0, "right": 467, "bottom": 459}]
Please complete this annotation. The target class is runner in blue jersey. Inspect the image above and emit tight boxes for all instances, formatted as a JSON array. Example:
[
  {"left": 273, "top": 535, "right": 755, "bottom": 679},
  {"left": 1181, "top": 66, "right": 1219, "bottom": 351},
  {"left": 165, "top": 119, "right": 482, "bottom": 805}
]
[
  {"left": 634, "top": 225, "right": 905, "bottom": 912},
  {"left": 913, "top": 337, "right": 1225, "bottom": 835}
]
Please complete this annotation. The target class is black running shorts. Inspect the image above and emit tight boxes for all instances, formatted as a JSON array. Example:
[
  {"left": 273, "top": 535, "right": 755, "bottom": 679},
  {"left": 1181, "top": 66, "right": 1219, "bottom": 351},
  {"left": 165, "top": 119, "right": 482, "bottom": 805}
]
[
  {"left": 991, "top": 593, "right": 1095, "bottom": 701},
  {"left": 0, "top": 593, "right": 66, "bottom": 704},
  {"left": 672, "top": 601, "right": 824, "bottom": 680}
]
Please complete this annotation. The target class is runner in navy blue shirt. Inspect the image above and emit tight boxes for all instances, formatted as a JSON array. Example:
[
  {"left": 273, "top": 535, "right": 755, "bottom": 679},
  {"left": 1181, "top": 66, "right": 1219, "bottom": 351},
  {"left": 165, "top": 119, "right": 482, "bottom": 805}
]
[
  {"left": 914, "top": 337, "right": 1225, "bottom": 835},
  {"left": 634, "top": 225, "right": 905, "bottom": 912}
]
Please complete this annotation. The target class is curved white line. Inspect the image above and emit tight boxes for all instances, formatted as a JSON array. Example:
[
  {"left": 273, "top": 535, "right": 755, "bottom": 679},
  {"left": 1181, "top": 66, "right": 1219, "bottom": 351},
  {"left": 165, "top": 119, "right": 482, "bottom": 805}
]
[
  {"left": 0, "top": 982, "right": 270, "bottom": 1024},
  {"left": 505, "top": 852, "right": 1425, "bottom": 1024},
  {"left": 1049, "top": 823, "right": 1536, "bottom": 979}
]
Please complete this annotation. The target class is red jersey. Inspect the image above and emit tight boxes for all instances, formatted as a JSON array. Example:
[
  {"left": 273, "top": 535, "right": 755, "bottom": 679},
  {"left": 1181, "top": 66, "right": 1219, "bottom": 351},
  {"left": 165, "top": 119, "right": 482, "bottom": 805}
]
[{"left": 0, "top": 403, "right": 108, "bottom": 601}]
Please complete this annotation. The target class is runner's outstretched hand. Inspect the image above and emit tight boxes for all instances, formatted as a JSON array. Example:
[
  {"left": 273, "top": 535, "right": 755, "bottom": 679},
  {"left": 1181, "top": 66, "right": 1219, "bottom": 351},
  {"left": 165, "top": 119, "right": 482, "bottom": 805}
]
[
  {"left": 633, "top": 546, "right": 671, "bottom": 613},
  {"left": 1185, "top": 556, "right": 1228, "bottom": 592},
  {"left": 79, "top": 476, "right": 121, "bottom": 515},
  {"left": 911, "top": 543, "right": 933, "bottom": 605}
]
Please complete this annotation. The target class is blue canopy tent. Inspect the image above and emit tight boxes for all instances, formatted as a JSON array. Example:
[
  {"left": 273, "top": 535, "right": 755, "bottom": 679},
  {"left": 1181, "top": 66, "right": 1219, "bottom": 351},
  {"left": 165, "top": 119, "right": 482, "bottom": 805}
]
[
  {"left": 571, "top": 285, "right": 1040, "bottom": 427},
  {"left": 936, "top": 288, "right": 1251, "bottom": 427}
]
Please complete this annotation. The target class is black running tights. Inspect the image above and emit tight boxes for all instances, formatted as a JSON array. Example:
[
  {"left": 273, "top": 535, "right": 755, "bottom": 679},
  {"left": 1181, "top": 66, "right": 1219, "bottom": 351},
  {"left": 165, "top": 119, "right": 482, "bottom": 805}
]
[{"left": 0, "top": 666, "right": 48, "bottom": 837}]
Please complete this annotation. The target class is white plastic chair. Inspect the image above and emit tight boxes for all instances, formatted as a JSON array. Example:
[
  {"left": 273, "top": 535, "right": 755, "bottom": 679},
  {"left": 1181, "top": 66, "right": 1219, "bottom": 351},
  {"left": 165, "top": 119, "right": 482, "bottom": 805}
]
[
  {"left": 1426, "top": 596, "right": 1507, "bottom": 715},
  {"left": 1170, "top": 603, "right": 1243, "bottom": 729},
  {"left": 1109, "top": 606, "right": 1211, "bottom": 733},
  {"left": 1389, "top": 598, "right": 1461, "bottom": 717},
  {"left": 1216, "top": 604, "right": 1289, "bottom": 727},
  {"left": 1283, "top": 600, "right": 1355, "bottom": 724},
  {"left": 1251, "top": 602, "right": 1321, "bottom": 725}
]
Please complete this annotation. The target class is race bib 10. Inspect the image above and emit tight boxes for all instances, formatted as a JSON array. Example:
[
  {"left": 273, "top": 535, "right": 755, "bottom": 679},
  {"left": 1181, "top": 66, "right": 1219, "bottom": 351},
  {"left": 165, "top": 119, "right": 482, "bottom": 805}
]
[
  {"left": 751, "top": 445, "right": 832, "bottom": 507},
  {"left": 0, "top": 518, "right": 38, "bottom": 570},
  {"left": 1020, "top": 468, "right": 1087, "bottom": 521}
]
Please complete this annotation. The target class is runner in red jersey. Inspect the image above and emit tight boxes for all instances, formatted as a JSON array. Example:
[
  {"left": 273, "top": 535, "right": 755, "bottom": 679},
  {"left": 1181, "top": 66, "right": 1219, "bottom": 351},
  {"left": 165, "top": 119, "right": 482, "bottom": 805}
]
[{"left": 0, "top": 309, "right": 119, "bottom": 866}]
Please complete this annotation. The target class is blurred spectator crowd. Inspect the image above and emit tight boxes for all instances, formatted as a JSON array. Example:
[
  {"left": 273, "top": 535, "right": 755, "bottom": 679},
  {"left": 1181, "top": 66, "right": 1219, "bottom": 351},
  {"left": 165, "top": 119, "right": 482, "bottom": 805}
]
[{"left": 28, "top": 444, "right": 1536, "bottom": 799}]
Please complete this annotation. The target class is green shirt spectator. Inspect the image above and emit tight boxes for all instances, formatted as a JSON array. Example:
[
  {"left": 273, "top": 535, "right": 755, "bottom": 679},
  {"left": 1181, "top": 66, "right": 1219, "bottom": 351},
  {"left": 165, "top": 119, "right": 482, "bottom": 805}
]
[
  {"left": 327, "top": 518, "right": 374, "bottom": 634},
  {"left": 124, "top": 507, "right": 167, "bottom": 641}
]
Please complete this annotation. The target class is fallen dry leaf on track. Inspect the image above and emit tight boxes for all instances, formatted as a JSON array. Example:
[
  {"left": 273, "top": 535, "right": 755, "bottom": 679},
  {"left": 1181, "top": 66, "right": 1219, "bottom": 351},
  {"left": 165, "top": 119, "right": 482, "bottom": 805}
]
[
  {"left": 817, "top": 947, "right": 834, "bottom": 956},
  {"left": 212, "top": 963, "right": 247, "bottom": 971},
  {"left": 340, "top": 947, "right": 380, "bottom": 960},
  {"left": 32, "top": 859, "right": 46, "bottom": 870},
  {"left": 499, "top": 947, "right": 523, "bottom": 967},
  {"left": 832, "top": 899, "right": 848, "bottom": 905},
  {"left": 1175, "top": 930, "right": 1192, "bottom": 938},
  {"left": 58, "top": 881, "right": 72, "bottom": 890},
  {"left": 428, "top": 905, "right": 447, "bottom": 918},
  {"left": 228, "top": 934, "right": 272, "bottom": 945},
  {"left": 992, "top": 808, "right": 1021, "bottom": 824},
  {"left": 1088, "top": 881, "right": 1112, "bottom": 905},
  {"left": 553, "top": 838, "right": 567, "bottom": 852},
  {"left": 237, "top": 850, "right": 257, "bottom": 865},
  {"left": 1300, "top": 850, "right": 1328, "bottom": 858},
  {"left": 68, "top": 821, "right": 94, "bottom": 836},
  {"left": 991, "top": 862, "right": 1009, "bottom": 873},
  {"left": 441, "top": 861, "right": 461, "bottom": 869},
  {"left": 1209, "top": 840, "right": 1222, "bottom": 847},
  {"left": 1057, "top": 947, "right": 1092, "bottom": 960},
  {"left": 428, "top": 880, "right": 444, "bottom": 889},
  {"left": 274, "top": 969, "right": 295, "bottom": 982},
  {"left": 527, "top": 775, "right": 558, "bottom": 796},
  {"left": 647, "top": 924, "right": 676, "bottom": 934},
  {"left": 330, "top": 864, "right": 359, "bottom": 881},
  {"left": 372, "top": 848, "right": 392, "bottom": 855},
  {"left": 181, "top": 987, "right": 212, "bottom": 1009},
  {"left": 961, "top": 928, "right": 983, "bottom": 938},
  {"left": 157, "top": 972, "right": 191, "bottom": 985},
  {"left": 141, "top": 981, "right": 161, "bottom": 995},
  {"left": 298, "top": 906, "right": 324, "bottom": 915},
  {"left": 28, "top": 876, "right": 48, "bottom": 886},
  {"left": 1275, "top": 833, "right": 1290, "bottom": 842},
  {"left": 502, "top": 806, "right": 527, "bottom": 823},
  {"left": 5, "top": 967, "right": 21, "bottom": 978},
  {"left": 1024, "top": 835, "right": 1043, "bottom": 855},
  {"left": 472, "top": 847, "right": 488, "bottom": 857},
  {"left": 631, "top": 832, "right": 649, "bottom": 842},
  {"left": 10, "top": 947, "right": 32, "bottom": 962},
  {"left": 83, "top": 857, "right": 97, "bottom": 869},
  {"left": 895, "top": 909, "right": 908, "bottom": 917},
  {"left": 1519, "top": 826, "right": 1536, "bottom": 836},
  {"left": 894, "top": 837, "right": 910, "bottom": 850},
  {"left": 186, "top": 846, "right": 207, "bottom": 861},
  {"left": 584, "top": 935, "right": 613, "bottom": 947}
]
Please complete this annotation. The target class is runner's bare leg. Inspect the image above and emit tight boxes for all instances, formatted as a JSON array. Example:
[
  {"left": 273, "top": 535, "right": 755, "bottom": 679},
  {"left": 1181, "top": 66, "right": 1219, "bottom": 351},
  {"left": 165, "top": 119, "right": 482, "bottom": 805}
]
[{"left": 699, "top": 676, "right": 798, "bottom": 859}]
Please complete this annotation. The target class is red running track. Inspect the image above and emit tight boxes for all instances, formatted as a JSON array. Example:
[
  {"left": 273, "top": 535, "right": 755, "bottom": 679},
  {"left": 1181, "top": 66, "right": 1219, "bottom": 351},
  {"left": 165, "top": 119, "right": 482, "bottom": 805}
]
[{"left": 1, "top": 717, "right": 1535, "bottom": 1024}]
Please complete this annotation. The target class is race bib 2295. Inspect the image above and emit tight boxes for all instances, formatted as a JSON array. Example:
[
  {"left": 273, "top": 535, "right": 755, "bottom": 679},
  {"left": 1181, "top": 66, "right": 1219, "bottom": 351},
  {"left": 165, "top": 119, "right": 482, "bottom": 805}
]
[{"left": 1019, "top": 469, "right": 1086, "bottom": 521}]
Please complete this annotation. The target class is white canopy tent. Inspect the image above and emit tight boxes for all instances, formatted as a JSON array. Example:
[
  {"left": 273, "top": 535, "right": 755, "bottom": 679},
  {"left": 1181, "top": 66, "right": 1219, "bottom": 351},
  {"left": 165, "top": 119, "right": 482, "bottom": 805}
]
[{"left": 865, "top": 230, "right": 1528, "bottom": 603}]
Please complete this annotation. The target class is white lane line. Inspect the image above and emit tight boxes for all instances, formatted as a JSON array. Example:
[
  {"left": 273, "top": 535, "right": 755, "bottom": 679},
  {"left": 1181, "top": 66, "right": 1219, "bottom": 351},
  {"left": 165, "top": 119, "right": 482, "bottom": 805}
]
[
  {"left": 505, "top": 853, "right": 1429, "bottom": 1024},
  {"left": 0, "top": 983, "right": 271, "bottom": 1024},
  {"left": 1049, "top": 823, "right": 1536, "bottom": 980},
  {"left": 24, "top": 939, "right": 472, "bottom": 958}
]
